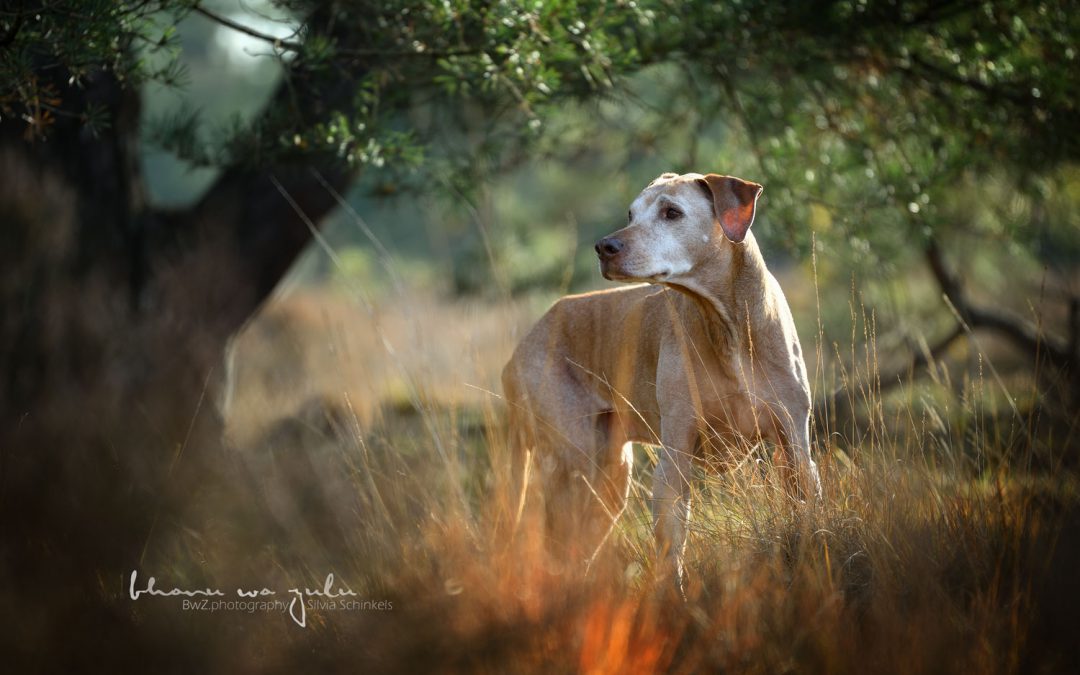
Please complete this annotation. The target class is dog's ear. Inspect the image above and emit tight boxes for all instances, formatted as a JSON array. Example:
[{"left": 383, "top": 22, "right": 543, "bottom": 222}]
[{"left": 697, "top": 174, "right": 763, "bottom": 243}]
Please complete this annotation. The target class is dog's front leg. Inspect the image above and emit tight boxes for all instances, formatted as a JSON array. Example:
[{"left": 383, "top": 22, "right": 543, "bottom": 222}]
[
  {"left": 773, "top": 405, "right": 822, "bottom": 501},
  {"left": 792, "top": 412, "right": 822, "bottom": 500},
  {"left": 651, "top": 420, "right": 696, "bottom": 598}
]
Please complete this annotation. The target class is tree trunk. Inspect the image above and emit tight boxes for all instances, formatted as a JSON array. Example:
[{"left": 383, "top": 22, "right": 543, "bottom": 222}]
[{"left": 0, "top": 18, "right": 361, "bottom": 668}]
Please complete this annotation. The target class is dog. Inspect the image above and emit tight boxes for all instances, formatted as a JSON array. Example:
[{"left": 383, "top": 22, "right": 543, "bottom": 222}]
[{"left": 502, "top": 172, "right": 821, "bottom": 591}]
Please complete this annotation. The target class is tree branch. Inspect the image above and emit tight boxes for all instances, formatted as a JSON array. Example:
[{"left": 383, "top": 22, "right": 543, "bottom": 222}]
[
  {"left": 925, "top": 238, "right": 1072, "bottom": 368},
  {"left": 190, "top": 4, "right": 478, "bottom": 60},
  {"left": 1070, "top": 296, "right": 1079, "bottom": 362},
  {"left": 907, "top": 53, "right": 1032, "bottom": 106},
  {"left": 191, "top": 4, "right": 302, "bottom": 52},
  {"left": 0, "top": 12, "right": 23, "bottom": 48},
  {"left": 816, "top": 239, "right": 1078, "bottom": 430},
  {"left": 815, "top": 322, "right": 968, "bottom": 435},
  {"left": 896, "top": 323, "right": 967, "bottom": 382}
]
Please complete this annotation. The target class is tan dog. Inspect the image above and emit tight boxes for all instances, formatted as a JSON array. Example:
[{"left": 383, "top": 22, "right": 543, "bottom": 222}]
[{"left": 502, "top": 172, "right": 820, "bottom": 590}]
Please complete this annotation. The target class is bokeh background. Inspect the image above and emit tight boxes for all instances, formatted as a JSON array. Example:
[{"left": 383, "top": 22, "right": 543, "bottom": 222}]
[{"left": 2, "top": 1, "right": 1079, "bottom": 672}]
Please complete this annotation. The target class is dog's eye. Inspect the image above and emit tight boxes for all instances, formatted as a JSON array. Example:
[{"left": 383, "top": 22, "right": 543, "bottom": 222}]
[
  {"left": 628, "top": 210, "right": 632, "bottom": 223},
  {"left": 664, "top": 207, "right": 682, "bottom": 220}
]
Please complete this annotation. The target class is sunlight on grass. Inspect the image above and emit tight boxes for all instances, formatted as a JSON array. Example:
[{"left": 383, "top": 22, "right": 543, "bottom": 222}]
[{"left": 198, "top": 251, "right": 1079, "bottom": 672}]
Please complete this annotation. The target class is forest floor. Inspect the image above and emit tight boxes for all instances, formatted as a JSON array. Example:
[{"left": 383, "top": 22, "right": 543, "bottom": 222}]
[{"left": 137, "top": 283, "right": 1080, "bottom": 674}]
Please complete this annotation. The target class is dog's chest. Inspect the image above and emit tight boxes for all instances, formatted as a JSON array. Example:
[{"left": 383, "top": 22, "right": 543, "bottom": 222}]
[{"left": 698, "top": 351, "right": 773, "bottom": 437}]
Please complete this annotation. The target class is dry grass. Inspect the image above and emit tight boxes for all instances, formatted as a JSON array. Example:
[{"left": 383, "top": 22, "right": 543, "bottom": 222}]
[{"left": 161, "top": 281, "right": 1080, "bottom": 674}]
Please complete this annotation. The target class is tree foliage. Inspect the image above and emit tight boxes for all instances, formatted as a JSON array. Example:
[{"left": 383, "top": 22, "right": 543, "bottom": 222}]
[
  {"left": 5, "top": 1, "right": 1076, "bottom": 202},
  {"left": 3, "top": 0, "right": 1078, "bottom": 362},
  {"left": 3, "top": 0, "right": 642, "bottom": 161},
  {"left": 662, "top": 1, "right": 1080, "bottom": 264}
]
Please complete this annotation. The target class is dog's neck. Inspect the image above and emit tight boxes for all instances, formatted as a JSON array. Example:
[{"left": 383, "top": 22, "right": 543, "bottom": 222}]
[{"left": 666, "top": 233, "right": 772, "bottom": 353}]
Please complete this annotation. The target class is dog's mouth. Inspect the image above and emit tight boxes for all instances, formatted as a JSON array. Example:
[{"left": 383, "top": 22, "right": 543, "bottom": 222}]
[{"left": 601, "top": 262, "right": 671, "bottom": 283}]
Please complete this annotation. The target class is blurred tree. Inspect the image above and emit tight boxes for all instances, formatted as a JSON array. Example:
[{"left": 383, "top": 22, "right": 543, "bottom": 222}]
[
  {"left": 0, "top": 2, "right": 644, "bottom": 668},
  {"left": 458, "top": 0, "right": 1080, "bottom": 400},
  {"left": 3, "top": 1, "right": 1077, "bottom": 417},
  {"left": 0, "top": 0, "right": 646, "bottom": 417},
  {"left": 668, "top": 0, "right": 1080, "bottom": 384}
]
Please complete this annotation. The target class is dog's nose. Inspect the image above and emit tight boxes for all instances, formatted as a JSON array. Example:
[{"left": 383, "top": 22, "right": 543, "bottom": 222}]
[{"left": 595, "top": 237, "right": 623, "bottom": 259}]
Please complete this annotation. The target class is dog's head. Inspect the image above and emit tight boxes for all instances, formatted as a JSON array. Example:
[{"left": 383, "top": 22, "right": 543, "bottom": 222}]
[{"left": 595, "top": 172, "right": 762, "bottom": 283}]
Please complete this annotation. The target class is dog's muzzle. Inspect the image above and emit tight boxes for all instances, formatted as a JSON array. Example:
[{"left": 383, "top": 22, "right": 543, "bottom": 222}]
[{"left": 595, "top": 237, "right": 628, "bottom": 280}]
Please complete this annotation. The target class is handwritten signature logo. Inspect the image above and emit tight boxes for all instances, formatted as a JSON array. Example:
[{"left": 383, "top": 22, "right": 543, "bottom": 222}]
[{"left": 128, "top": 570, "right": 388, "bottom": 627}]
